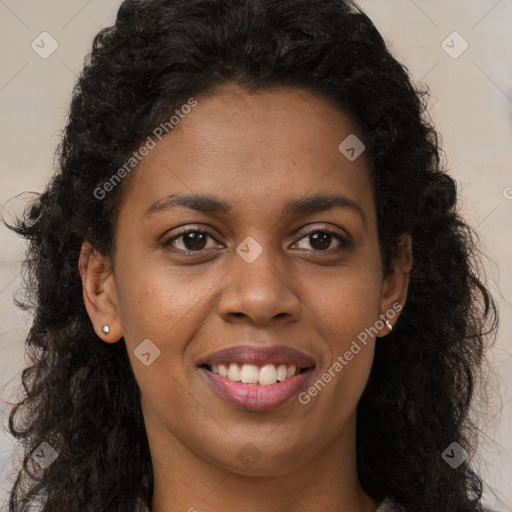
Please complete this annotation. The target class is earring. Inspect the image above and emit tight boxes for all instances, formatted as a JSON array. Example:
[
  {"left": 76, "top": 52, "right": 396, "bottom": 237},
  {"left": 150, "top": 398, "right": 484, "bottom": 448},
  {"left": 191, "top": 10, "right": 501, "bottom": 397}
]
[
  {"left": 102, "top": 325, "right": 110, "bottom": 335},
  {"left": 385, "top": 319, "right": 392, "bottom": 331}
]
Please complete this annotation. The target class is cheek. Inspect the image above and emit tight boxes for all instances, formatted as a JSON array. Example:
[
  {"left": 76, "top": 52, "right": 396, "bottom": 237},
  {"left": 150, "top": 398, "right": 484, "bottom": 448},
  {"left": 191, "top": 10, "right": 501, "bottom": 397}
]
[
  {"left": 114, "top": 258, "right": 208, "bottom": 344},
  {"left": 114, "top": 258, "right": 221, "bottom": 395},
  {"left": 306, "top": 260, "right": 383, "bottom": 347},
  {"left": 302, "top": 253, "right": 382, "bottom": 404},
  {"left": 116, "top": 266, "right": 210, "bottom": 408},
  {"left": 300, "top": 271, "right": 380, "bottom": 422}
]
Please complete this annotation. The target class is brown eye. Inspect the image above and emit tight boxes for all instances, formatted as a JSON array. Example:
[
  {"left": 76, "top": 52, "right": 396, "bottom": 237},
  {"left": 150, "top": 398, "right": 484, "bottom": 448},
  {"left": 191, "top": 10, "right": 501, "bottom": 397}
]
[
  {"left": 164, "top": 229, "right": 218, "bottom": 252},
  {"left": 295, "top": 229, "right": 349, "bottom": 252}
]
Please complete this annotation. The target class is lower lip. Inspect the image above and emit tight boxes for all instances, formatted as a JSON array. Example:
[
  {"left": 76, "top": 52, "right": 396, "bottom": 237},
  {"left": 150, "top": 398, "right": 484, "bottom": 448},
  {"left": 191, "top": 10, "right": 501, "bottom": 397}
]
[{"left": 200, "top": 367, "right": 314, "bottom": 411}]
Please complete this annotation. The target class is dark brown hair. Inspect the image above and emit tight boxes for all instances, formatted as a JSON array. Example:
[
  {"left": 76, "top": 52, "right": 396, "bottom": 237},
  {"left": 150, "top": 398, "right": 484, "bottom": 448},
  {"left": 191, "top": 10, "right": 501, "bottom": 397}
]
[{"left": 5, "top": 1, "right": 498, "bottom": 510}]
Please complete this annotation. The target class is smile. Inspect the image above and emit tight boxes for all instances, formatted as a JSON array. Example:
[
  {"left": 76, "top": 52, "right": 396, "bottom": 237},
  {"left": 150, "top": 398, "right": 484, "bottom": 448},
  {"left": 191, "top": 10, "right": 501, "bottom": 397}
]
[
  {"left": 207, "top": 362, "right": 306, "bottom": 385},
  {"left": 197, "top": 344, "right": 316, "bottom": 411}
]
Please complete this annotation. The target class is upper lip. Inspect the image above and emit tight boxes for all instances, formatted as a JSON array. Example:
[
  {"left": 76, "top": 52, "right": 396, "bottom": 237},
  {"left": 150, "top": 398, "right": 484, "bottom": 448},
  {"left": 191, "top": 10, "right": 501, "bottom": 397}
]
[{"left": 197, "top": 344, "right": 316, "bottom": 368}]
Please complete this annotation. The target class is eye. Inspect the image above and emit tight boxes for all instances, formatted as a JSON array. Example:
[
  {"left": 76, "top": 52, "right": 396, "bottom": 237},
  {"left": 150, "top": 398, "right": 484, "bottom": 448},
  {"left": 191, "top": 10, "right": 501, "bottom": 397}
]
[
  {"left": 293, "top": 228, "right": 350, "bottom": 252},
  {"left": 162, "top": 225, "right": 351, "bottom": 255},
  {"left": 163, "top": 228, "right": 221, "bottom": 253}
]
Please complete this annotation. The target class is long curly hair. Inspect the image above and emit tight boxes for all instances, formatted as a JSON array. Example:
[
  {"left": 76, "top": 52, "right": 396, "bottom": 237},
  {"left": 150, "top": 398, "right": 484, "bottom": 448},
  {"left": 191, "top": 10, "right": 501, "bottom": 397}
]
[{"left": 3, "top": 0, "right": 498, "bottom": 510}]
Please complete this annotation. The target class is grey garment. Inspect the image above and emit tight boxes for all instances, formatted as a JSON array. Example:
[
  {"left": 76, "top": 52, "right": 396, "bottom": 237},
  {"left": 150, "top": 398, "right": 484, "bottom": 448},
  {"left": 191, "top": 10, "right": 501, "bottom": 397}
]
[
  {"left": 136, "top": 501, "right": 150, "bottom": 512},
  {"left": 135, "top": 499, "right": 395, "bottom": 511},
  {"left": 375, "top": 498, "right": 499, "bottom": 512},
  {"left": 375, "top": 498, "right": 405, "bottom": 511},
  {"left": 135, "top": 497, "right": 400, "bottom": 511},
  {"left": 136, "top": 497, "right": 499, "bottom": 511}
]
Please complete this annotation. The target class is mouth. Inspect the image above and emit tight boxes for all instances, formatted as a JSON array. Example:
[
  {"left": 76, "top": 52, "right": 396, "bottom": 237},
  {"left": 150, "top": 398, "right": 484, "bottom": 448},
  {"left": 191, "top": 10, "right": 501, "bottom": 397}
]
[{"left": 197, "top": 344, "right": 316, "bottom": 411}]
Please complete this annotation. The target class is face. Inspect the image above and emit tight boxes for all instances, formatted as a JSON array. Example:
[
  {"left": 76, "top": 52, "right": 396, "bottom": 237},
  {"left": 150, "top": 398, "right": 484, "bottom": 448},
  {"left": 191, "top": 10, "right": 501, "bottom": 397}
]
[{"left": 80, "top": 83, "right": 411, "bottom": 478}]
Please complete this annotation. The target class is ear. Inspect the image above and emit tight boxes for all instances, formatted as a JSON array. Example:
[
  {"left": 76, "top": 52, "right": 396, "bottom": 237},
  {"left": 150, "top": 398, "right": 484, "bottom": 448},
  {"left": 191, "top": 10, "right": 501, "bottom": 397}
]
[
  {"left": 78, "top": 241, "right": 123, "bottom": 343},
  {"left": 377, "top": 233, "right": 413, "bottom": 336}
]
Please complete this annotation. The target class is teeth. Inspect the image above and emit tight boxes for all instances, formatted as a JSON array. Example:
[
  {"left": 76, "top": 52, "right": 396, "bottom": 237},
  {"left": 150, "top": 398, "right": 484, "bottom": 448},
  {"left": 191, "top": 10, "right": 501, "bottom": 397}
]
[
  {"left": 240, "top": 364, "right": 259, "bottom": 384},
  {"left": 210, "top": 363, "right": 301, "bottom": 385},
  {"left": 287, "top": 365, "right": 296, "bottom": 378},
  {"left": 276, "top": 364, "right": 288, "bottom": 382},
  {"left": 258, "top": 364, "right": 277, "bottom": 386},
  {"left": 228, "top": 363, "right": 241, "bottom": 381}
]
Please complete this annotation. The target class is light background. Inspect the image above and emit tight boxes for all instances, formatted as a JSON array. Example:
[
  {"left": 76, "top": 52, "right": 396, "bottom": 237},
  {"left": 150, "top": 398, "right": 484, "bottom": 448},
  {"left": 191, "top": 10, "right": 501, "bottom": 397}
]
[{"left": 0, "top": 0, "right": 510, "bottom": 510}]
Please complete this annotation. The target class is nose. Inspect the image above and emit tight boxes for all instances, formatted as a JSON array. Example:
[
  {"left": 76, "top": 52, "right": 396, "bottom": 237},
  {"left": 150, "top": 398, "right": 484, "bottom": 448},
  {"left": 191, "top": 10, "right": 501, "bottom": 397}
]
[{"left": 217, "top": 244, "right": 302, "bottom": 326}]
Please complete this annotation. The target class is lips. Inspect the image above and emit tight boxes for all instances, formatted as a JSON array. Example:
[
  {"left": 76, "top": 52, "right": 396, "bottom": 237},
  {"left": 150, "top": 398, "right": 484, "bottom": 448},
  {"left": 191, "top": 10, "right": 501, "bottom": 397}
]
[
  {"left": 197, "top": 344, "right": 316, "bottom": 369},
  {"left": 197, "top": 344, "right": 316, "bottom": 411}
]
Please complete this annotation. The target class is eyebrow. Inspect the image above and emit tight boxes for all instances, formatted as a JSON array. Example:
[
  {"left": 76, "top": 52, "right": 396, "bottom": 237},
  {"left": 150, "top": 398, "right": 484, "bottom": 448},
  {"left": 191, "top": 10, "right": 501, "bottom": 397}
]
[{"left": 143, "top": 192, "right": 366, "bottom": 226}]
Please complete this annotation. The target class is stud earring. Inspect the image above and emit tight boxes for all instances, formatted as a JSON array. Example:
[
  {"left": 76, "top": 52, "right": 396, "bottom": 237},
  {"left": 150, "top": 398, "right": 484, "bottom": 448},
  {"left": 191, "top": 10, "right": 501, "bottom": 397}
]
[
  {"left": 102, "top": 325, "right": 110, "bottom": 335},
  {"left": 385, "top": 319, "right": 392, "bottom": 331}
]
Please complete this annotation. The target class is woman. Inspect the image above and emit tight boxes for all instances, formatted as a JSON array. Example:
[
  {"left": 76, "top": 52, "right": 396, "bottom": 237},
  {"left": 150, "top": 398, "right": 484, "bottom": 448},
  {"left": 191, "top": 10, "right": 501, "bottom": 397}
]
[{"left": 5, "top": 0, "right": 499, "bottom": 511}]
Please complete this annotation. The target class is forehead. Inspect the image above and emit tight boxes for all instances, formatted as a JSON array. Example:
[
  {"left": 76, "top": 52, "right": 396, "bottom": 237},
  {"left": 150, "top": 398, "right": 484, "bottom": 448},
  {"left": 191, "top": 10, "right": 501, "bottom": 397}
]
[{"left": 119, "top": 83, "right": 375, "bottom": 221}]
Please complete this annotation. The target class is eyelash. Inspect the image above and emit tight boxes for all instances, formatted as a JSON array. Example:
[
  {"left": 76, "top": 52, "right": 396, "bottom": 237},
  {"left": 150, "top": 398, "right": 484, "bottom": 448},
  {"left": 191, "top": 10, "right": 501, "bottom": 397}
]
[{"left": 162, "top": 226, "right": 351, "bottom": 255}]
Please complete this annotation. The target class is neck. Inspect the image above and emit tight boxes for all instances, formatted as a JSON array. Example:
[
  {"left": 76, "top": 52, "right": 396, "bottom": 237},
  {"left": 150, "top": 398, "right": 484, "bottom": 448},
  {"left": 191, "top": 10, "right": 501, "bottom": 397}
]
[{"left": 146, "top": 411, "right": 378, "bottom": 512}]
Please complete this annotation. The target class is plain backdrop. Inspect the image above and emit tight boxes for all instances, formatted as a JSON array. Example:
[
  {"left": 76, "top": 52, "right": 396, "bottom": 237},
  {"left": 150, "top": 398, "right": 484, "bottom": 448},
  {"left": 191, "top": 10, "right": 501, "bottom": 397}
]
[{"left": 0, "top": 1, "right": 511, "bottom": 510}]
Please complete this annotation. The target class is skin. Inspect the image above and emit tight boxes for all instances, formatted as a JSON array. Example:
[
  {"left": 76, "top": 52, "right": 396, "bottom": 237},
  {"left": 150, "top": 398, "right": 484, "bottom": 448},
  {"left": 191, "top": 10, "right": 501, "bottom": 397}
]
[{"left": 79, "top": 83, "right": 413, "bottom": 512}]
